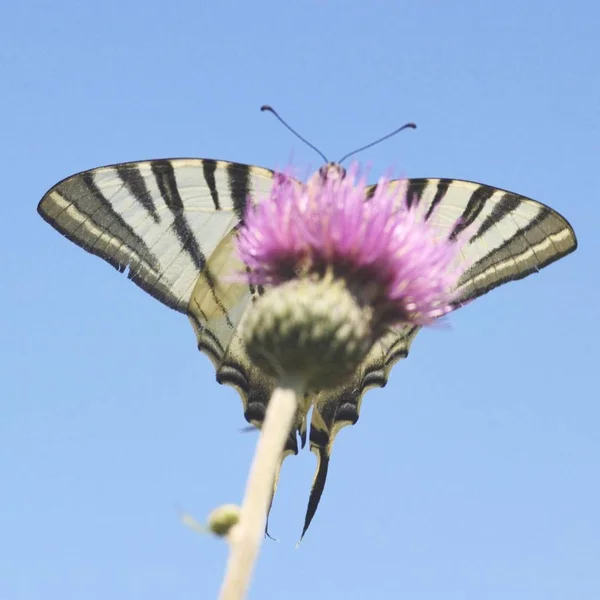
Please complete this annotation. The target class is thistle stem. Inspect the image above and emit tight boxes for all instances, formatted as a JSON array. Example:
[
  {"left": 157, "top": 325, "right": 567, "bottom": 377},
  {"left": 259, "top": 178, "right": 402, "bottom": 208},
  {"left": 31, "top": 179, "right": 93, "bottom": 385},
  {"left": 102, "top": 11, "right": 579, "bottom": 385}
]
[{"left": 218, "top": 375, "right": 303, "bottom": 600}]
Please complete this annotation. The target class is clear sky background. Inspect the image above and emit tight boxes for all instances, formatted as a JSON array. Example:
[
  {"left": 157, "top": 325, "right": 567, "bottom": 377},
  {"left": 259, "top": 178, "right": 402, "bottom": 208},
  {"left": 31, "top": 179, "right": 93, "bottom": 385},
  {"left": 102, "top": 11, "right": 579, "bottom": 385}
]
[{"left": 1, "top": 1, "right": 598, "bottom": 599}]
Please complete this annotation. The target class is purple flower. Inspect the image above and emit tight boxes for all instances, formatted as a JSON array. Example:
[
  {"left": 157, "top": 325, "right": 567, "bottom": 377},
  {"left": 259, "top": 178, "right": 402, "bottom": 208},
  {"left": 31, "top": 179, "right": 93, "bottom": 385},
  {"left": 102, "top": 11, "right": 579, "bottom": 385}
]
[{"left": 236, "top": 164, "right": 468, "bottom": 330}]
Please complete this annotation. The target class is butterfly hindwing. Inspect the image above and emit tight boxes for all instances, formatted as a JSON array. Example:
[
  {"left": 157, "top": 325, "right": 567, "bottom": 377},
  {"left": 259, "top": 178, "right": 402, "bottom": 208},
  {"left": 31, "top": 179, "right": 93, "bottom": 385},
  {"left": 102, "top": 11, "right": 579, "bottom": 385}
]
[
  {"left": 184, "top": 206, "right": 308, "bottom": 538},
  {"left": 302, "top": 325, "right": 420, "bottom": 539}
]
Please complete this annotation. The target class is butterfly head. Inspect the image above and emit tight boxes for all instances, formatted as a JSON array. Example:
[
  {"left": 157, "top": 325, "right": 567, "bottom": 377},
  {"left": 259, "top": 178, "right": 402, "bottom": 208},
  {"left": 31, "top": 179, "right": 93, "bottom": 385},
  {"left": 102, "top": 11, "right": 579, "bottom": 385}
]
[
  {"left": 307, "top": 163, "right": 346, "bottom": 189},
  {"left": 318, "top": 162, "right": 346, "bottom": 181}
]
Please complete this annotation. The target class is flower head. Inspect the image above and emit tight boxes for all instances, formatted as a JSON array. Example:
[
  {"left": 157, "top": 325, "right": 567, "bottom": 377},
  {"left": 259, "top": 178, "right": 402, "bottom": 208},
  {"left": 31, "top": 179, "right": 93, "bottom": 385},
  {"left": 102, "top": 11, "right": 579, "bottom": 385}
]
[
  {"left": 236, "top": 163, "right": 469, "bottom": 388},
  {"left": 238, "top": 164, "right": 467, "bottom": 321}
]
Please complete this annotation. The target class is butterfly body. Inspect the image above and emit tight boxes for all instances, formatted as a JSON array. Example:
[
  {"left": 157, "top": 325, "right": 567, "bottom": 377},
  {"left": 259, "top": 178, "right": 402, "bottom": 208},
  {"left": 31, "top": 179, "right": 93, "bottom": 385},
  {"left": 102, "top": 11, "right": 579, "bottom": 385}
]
[{"left": 38, "top": 158, "right": 577, "bottom": 538}]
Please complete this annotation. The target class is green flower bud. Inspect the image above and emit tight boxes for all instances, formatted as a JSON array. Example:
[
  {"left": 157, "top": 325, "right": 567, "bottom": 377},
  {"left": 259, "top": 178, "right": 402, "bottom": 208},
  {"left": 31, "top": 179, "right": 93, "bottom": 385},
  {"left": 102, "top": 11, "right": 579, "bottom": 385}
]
[
  {"left": 243, "top": 274, "right": 374, "bottom": 390},
  {"left": 207, "top": 504, "right": 241, "bottom": 537}
]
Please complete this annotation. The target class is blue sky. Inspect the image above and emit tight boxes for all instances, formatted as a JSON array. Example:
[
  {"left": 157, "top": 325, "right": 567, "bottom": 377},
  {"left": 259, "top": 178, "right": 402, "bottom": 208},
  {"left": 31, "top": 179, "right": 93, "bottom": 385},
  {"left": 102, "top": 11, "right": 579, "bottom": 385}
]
[{"left": 1, "top": 1, "right": 598, "bottom": 598}]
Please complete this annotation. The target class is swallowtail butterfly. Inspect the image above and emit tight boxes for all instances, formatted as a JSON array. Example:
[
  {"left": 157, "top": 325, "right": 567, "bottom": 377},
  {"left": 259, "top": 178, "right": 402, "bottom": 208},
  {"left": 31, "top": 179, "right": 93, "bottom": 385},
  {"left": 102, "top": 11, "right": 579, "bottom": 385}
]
[{"left": 38, "top": 156, "right": 577, "bottom": 539}]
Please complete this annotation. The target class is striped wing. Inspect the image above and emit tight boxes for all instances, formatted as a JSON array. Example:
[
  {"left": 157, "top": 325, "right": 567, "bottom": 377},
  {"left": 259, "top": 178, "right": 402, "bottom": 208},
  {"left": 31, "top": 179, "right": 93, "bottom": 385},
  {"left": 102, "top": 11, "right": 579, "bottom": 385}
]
[
  {"left": 299, "top": 177, "right": 577, "bottom": 539},
  {"left": 368, "top": 178, "right": 578, "bottom": 305},
  {"left": 38, "top": 158, "right": 309, "bottom": 522},
  {"left": 38, "top": 158, "right": 278, "bottom": 312}
]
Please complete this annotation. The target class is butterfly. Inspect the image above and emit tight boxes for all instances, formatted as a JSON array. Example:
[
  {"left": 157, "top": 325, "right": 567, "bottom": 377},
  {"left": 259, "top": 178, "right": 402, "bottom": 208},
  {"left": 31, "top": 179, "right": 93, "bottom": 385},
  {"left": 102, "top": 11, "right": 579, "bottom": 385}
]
[{"left": 37, "top": 155, "right": 577, "bottom": 539}]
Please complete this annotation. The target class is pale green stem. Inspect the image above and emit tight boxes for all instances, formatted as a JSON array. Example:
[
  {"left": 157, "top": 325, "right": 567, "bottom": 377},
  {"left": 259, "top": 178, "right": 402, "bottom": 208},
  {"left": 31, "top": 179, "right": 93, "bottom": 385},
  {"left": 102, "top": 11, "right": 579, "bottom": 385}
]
[{"left": 218, "top": 376, "right": 304, "bottom": 600}]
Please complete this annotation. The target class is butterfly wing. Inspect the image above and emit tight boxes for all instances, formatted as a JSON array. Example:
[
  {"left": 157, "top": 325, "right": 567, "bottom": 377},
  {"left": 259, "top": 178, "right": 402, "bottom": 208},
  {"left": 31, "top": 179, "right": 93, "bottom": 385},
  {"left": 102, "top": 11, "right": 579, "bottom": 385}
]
[
  {"left": 298, "top": 177, "right": 577, "bottom": 538},
  {"left": 38, "top": 157, "right": 309, "bottom": 436},
  {"left": 369, "top": 178, "right": 578, "bottom": 304},
  {"left": 37, "top": 158, "right": 280, "bottom": 311},
  {"left": 38, "top": 158, "right": 310, "bottom": 537}
]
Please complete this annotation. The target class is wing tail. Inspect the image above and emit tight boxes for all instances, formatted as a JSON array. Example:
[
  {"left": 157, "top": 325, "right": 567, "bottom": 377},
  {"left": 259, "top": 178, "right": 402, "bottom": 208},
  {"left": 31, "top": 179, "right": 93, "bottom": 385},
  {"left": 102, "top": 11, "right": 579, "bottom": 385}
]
[
  {"left": 300, "top": 326, "right": 420, "bottom": 540},
  {"left": 300, "top": 381, "right": 364, "bottom": 541},
  {"left": 302, "top": 442, "right": 330, "bottom": 542},
  {"left": 265, "top": 443, "right": 297, "bottom": 539}
]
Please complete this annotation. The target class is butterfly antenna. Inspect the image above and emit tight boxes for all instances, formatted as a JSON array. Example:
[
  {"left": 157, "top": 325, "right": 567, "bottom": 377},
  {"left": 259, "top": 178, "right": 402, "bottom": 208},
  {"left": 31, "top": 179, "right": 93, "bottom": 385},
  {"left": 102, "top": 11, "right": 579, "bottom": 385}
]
[
  {"left": 261, "top": 105, "right": 329, "bottom": 163},
  {"left": 337, "top": 122, "right": 417, "bottom": 164}
]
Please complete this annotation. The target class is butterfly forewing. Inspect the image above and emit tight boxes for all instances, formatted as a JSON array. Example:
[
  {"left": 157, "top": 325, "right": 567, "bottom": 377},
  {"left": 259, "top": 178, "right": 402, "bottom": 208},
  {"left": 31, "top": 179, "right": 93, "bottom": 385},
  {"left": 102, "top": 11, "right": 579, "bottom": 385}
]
[
  {"left": 37, "top": 159, "right": 278, "bottom": 312},
  {"left": 366, "top": 178, "right": 577, "bottom": 306}
]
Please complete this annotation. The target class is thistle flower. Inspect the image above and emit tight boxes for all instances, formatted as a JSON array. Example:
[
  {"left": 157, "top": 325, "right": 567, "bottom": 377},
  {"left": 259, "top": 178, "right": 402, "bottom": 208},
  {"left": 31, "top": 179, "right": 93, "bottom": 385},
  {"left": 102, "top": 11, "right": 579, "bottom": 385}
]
[
  {"left": 220, "top": 164, "right": 470, "bottom": 598},
  {"left": 237, "top": 164, "right": 468, "bottom": 389}
]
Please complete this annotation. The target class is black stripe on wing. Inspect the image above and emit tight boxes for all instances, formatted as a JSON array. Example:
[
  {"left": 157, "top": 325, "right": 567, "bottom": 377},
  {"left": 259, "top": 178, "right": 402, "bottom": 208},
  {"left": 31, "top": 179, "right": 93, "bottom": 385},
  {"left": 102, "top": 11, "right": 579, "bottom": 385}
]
[
  {"left": 202, "top": 159, "right": 221, "bottom": 210},
  {"left": 424, "top": 178, "right": 453, "bottom": 220},
  {"left": 151, "top": 160, "right": 207, "bottom": 271},
  {"left": 116, "top": 164, "right": 161, "bottom": 224},
  {"left": 448, "top": 184, "right": 495, "bottom": 240},
  {"left": 471, "top": 192, "right": 522, "bottom": 241},
  {"left": 227, "top": 162, "right": 252, "bottom": 221},
  {"left": 188, "top": 312, "right": 226, "bottom": 365},
  {"left": 405, "top": 178, "right": 426, "bottom": 208}
]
